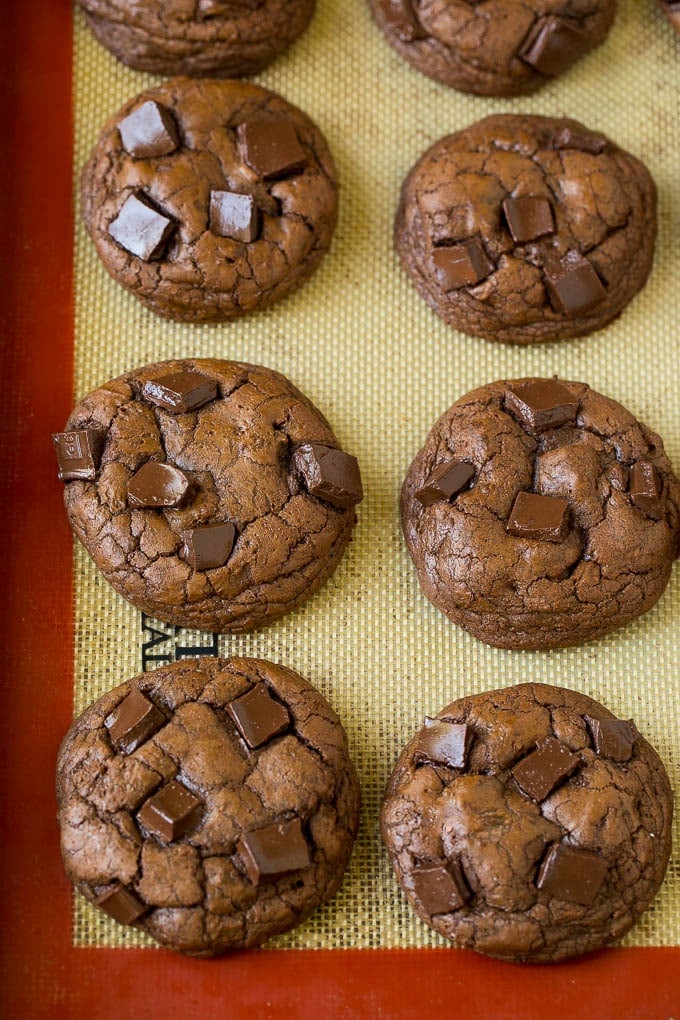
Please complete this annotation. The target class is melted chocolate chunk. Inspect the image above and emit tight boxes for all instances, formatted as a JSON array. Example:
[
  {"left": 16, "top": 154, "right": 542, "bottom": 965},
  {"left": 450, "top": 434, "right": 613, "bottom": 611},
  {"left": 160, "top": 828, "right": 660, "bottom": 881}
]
[
  {"left": 629, "top": 460, "right": 662, "bottom": 517},
  {"left": 544, "top": 253, "right": 607, "bottom": 317},
  {"left": 118, "top": 100, "right": 179, "bottom": 159},
  {"left": 537, "top": 843, "right": 608, "bottom": 906},
  {"left": 411, "top": 862, "right": 469, "bottom": 915},
  {"left": 415, "top": 719, "right": 472, "bottom": 770},
  {"left": 585, "top": 715, "right": 639, "bottom": 762},
  {"left": 96, "top": 884, "right": 147, "bottom": 925},
  {"left": 182, "top": 522, "right": 236, "bottom": 571},
  {"left": 228, "top": 684, "right": 290, "bottom": 749},
  {"left": 127, "top": 462, "right": 192, "bottom": 509},
  {"left": 507, "top": 491, "right": 570, "bottom": 542},
  {"left": 105, "top": 688, "right": 165, "bottom": 754},
  {"left": 108, "top": 192, "right": 176, "bottom": 261},
  {"left": 502, "top": 196, "right": 555, "bottom": 244},
  {"left": 137, "top": 780, "right": 203, "bottom": 842},
  {"left": 551, "top": 125, "right": 608, "bottom": 154},
  {"left": 414, "top": 461, "right": 475, "bottom": 507},
  {"left": 142, "top": 371, "right": 217, "bottom": 413},
  {"left": 432, "top": 239, "right": 494, "bottom": 291},
  {"left": 210, "top": 190, "right": 260, "bottom": 242},
  {"left": 519, "top": 16, "right": 589, "bottom": 77},
  {"left": 504, "top": 380, "right": 579, "bottom": 435},
  {"left": 293, "top": 443, "right": 363, "bottom": 509},
  {"left": 238, "top": 117, "right": 307, "bottom": 180},
  {"left": 52, "top": 428, "right": 102, "bottom": 481},
  {"left": 238, "top": 818, "right": 311, "bottom": 885},
  {"left": 512, "top": 737, "right": 580, "bottom": 802}
]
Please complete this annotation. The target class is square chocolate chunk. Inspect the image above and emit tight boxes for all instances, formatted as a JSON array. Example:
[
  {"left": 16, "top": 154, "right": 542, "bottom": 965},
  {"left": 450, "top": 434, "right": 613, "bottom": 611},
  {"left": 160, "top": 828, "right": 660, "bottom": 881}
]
[
  {"left": 502, "top": 196, "right": 555, "bottom": 244},
  {"left": 238, "top": 818, "right": 311, "bottom": 885},
  {"left": 210, "top": 190, "right": 260, "bottom": 242},
  {"left": 228, "top": 684, "right": 290, "bottom": 749},
  {"left": 52, "top": 428, "right": 102, "bottom": 481},
  {"left": 182, "top": 522, "right": 236, "bottom": 571},
  {"left": 504, "top": 380, "right": 579, "bottom": 435},
  {"left": 415, "top": 461, "right": 475, "bottom": 507},
  {"left": 432, "top": 239, "right": 494, "bottom": 291},
  {"left": 411, "top": 862, "right": 469, "bottom": 916},
  {"left": 137, "top": 780, "right": 203, "bottom": 842},
  {"left": 127, "top": 462, "right": 192, "bottom": 509},
  {"left": 118, "top": 100, "right": 179, "bottom": 159},
  {"left": 238, "top": 117, "right": 307, "bottom": 180},
  {"left": 105, "top": 687, "right": 165, "bottom": 755},
  {"left": 629, "top": 460, "right": 662, "bottom": 517},
  {"left": 108, "top": 192, "right": 176, "bottom": 262},
  {"left": 96, "top": 884, "right": 147, "bottom": 925},
  {"left": 519, "top": 16, "right": 589, "bottom": 77},
  {"left": 415, "top": 719, "right": 472, "bottom": 770},
  {"left": 537, "top": 843, "right": 608, "bottom": 906},
  {"left": 142, "top": 371, "right": 217, "bottom": 413},
  {"left": 293, "top": 443, "right": 363, "bottom": 509},
  {"left": 507, "top": 491, "right": 570, "bottom": 542},
  {"left": 585, "top": 715, "right": 639, "bottom": 762},
  {"left": 512, "top": 737, "right": 580, "bottom": 802},
  {"left": 544, "top": 253, "right": 607, "bottom": 318}
]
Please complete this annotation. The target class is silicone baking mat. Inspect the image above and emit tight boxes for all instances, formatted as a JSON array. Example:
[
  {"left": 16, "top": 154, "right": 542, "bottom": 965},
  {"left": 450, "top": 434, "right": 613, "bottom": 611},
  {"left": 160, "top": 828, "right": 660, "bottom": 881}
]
[{"left": 2, "top": 0, "right": 679, "bottom": 1016}]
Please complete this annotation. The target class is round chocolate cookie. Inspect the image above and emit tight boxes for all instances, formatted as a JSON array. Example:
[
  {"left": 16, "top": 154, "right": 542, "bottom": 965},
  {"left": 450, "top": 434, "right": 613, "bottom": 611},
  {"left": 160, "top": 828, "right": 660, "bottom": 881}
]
[
  {"left": 401, "top": 378, "right": 680, "bottom": 650},
  {"left": 81, "top": 79, "right": 338, "bottom": 323},
  {"left": 369, "top": 0, "right": 616, "bottom": 95},
  {"left": 57, "top": 656, "right": 361, "bottom": 956},
  {"left": 77, "top": 0, "right": 315, "bottom": 78},
  {"left": 660, "top": 0, "right": 680, "bottom": 33},
  {"left": 381, "top": 683, "right": 673, "bottom": 963},
  {"left": 52, "top": 358, "right": 363, "bottom": 632},
  {"left": 395, "top": 114, "right": 656, "bottom": 344}
]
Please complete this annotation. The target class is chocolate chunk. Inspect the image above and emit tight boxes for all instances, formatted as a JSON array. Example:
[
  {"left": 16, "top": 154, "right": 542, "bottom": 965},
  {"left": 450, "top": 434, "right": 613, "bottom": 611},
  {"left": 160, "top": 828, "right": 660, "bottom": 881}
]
[
  {"left": 182, "top": 522, "right": 236, "bottom": 571},
  {"left": 137, "top": 779, "right": 203, "bottom": 842},
  {"left": 293, "top": 443, "right": 363, "bottom": 509},
  {"left": 118, "top": 100, "right": 180, "bottom": 159},
  {"left": 142, "top": 371, "right": 217, "bottom": 413},
  {"left": 502, "top": 196, "right": 555, "bottom": 244},
  {"left": 127, "top": 462, "right": 192, "bottom": 509},
  {"left": 228, "top": 684, "right": 290, "bottom": 749},
  {"left": 52, "top": 428, "right": 102, "bottom": 481},
  {"left": 432, "top": 239, "right": 494, "bottom": 291},
  {"left": 629, "top": 460, "right": 662, "bottom": 517},
  {"left": 512, "top": 737, "right": 580, "bottom": 802},
  {"left": 105, "top": 687, "right": 165, "bottom": 754},
  {"left": 551, "top": 125, "right": 608, "bottom": 154},
  {"left": 537, "top": 843, "right": 608, "bottom": 906},
  {"left": 544, "top": 253, "right": 607, "bottom": 317},
  {"left": 96, "top": 884, "right": 147, "bottom": 925},
  {"left": 585, "top": 715, "right": 639, "bottom": 762},
  {"left": 507, "top": 491, "right": 570, "bottom": 542},
  {"left": 210, "top": 190, "right": 260, "bottom": 242},
  {"left": 519, "top": 16, "right": 589, "bottom": 77},
  {"left": 411, "top": 862, "right": 469, "bottom": 915},
  {"left": 414, "top": 461, "right": 475, "bottom": 507},
  {"left": 238, "top": 818, "right": 311, "bottom": 885},
  {"left": 415, "top": 719, "right": 472, "bottom": 770},
  {"left": 504, "top": 380, "right": 579, "bottom": 435},
  {"left": 238, "top": 117, "right": 307, "bottom": 180},
  {"left": 108, "top": 192, "right": 176, "bottom": 261}
]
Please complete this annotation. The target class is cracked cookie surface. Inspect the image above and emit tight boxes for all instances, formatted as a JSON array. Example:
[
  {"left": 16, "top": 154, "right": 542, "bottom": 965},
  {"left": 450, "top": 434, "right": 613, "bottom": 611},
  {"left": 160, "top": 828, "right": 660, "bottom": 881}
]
[
  {"left": 369, "top": 0, "right": 616, "bottom": 95},
  {"left": 395, "top": 114, "right": 656, "bottom": 344},
  {"left": 57, "top": 656, "right": 361, "bottom": 955},
  {"left": 81, "top": 78, "right": 338, "bottom": 323},
  {"left": 55, "top": 358, "right": 362, "bottom": 632},
  {"left": 77, "top": 0, "right": 315, "bottom": 77},
  {"left": 381, "top": 683, "right": 673, "bottom": 962},
  {"left": 401, "top": 378, "right": 680, "bottom": 649}
]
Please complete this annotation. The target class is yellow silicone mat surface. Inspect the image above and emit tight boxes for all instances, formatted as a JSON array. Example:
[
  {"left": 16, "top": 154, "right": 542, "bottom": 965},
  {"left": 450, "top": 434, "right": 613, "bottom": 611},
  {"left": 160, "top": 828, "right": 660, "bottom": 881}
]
[{"left": 71, "top": 0, "right": 679, "bottom": 949}]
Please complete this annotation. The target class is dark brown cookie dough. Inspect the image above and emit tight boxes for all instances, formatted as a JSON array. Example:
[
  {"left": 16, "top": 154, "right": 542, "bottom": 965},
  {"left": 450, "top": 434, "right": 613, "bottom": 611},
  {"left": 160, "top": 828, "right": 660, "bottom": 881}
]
[
  {"left": 57, "top": 656, "right": 361, "bottom": 955},
  {"left": 81, "top": 78, "right": 338, "bottom": 323},
  {"left": 401, "top": 378, "right": 680, "bottom": 650},
  {"left": 395, "top": 114, "right": 656, "bottom": 344},
  {"left": 369, "top": 0, "right": 617, "bottom": 95},
  {"left": 77, "top": 0, "right": 315, "bottom": 78},
  {"left": 660, "top": 0, "right": 680, "bottom": 33},
  {"left": 381, "top": 683, "right": 673, "bottom": 963},
  {"left": 53, "top": 358, "right": 363, "bottom": 632}
]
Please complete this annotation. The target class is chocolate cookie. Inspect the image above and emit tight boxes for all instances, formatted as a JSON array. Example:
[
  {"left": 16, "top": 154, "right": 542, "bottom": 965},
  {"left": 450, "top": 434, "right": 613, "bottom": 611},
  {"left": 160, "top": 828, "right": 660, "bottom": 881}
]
[
  {"left": 53, "top": 358, "right": 363, "bottom": 632},
  {"left": 660, "top": 0, "right": 680, "bottom": 32},
  {"left": 369, "top": 0, "right": 617, "bottom": 95},
  {"left": 57, "top": 656, "right": 361, "bottom": 955},
  {"left": 81, "top": 79, "right": 338, "bottom": 323},
  {"left": 395, "top": 114, "right": 656, "bottom": 344},
  {"left": 381, "top": 683, "right": 673, "bottom": 963},
  {"left": 401, "top": 378, "right": 680, "bottom": 649},
  {"left": 77, "top": 0, "right": 315, "bottom": 78}
]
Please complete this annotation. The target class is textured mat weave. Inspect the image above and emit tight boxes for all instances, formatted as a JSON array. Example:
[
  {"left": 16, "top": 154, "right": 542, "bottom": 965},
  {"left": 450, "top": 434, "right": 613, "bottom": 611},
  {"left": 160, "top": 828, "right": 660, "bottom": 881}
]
[{"left": 71, "top": 0, "right": 680, "bottom": 949}]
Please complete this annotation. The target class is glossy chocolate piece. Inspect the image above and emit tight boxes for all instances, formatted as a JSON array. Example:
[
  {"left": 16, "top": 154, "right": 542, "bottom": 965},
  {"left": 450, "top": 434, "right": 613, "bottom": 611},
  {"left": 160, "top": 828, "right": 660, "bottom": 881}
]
[
  {"left": 629, "top": 460, "right": 662, "bottom": 517},
  {"left": 585, "top": 715, "right": 639, "bottom": 762},
  {"left": 105, "top": 687, "right": 165, "bottom": 754},
  {"left": 519, "top": 16, "right": 589, "bottom": 77},
  {"left": 411, "top": 862, "right": 469, "bottom": 915},
  {"left": 507, "top": 491, "right": 570, "bottom": 542},
  {"left": 137, "top": 779, "right": 203, "bottom": 842},
  {"left": 118, "top": 100, "right": 179, "bottom": 159},
  {"left": 108, "top": 192, "right": 175, "bottom": 262},
  {"left": 551, "top": 125, "right": 608, "bottom": 154},
  {"left": 432, "top": 239, "right": 494, "bottom": 291},
  {"left": 52, "top": 428, "right": 102, "bottom": 481},
  {"left": 142, "top": 371, "right": 217, "bottom": 413},
  {"left": 228, "top": 684, "right": 290, "bottom": 749},
  {"left": 537, "top": 843, "right": 608, "bottom": 906},
  {"left": 502, "top": 196, "right": 555, "bottom": 244},
  {"left": 415, "top": 719, "right": 472, "bottom": 770},
  {"left": 182, "top": 522, "right": 236, "bottom": 571},
  {"left": 238, "top": 117, "right": 307, "bottom": 180},
  {"left": 210, "top": 190, "right": 260, "bottom": 242},
  {"left": 293, "top": 443, "right": 363, "bottom": 509},
  {"left": 504, "top": 380, "right": 579, "bottom": 435},
  {"left": 544, "top": 253, "right": 607, "bottom": 317},
  {"left": 512, "top": 737, "right": 580, "bottom": 802},
  {"left": 96, "top": 884, "right": 147, "bottom": 925},
  {"left": 127, "top": 462, "right": 192, "bottom": 509},
  {"left": 415, "top": 461, "right": 475, "bottom": 507},
  {"left": 238, "top": 818, "right": 311, "bottom": 885}
]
